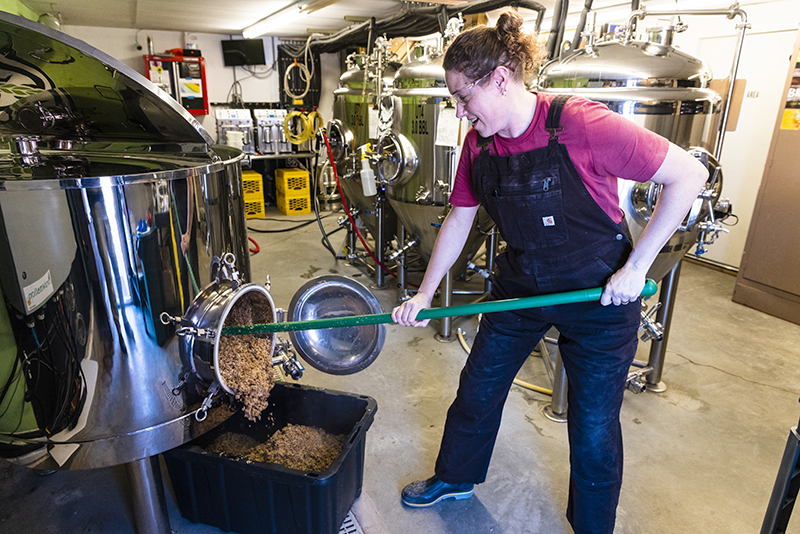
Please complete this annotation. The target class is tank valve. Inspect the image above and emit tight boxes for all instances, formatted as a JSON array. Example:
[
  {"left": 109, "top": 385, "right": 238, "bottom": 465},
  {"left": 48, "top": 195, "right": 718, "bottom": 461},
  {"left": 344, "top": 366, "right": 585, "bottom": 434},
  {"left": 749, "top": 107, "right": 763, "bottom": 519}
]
[
  {"left": 467, "top": 261, "right": 493, "bottom": 281},
  {"left": 695, "top": 219, "right": 730, "bottom": 255},
  {"left": 626, "top": 372, "right": 648, "bottom": 394},
  {"left": 160, "top": 312, "right": 216, "bottom": 338},
  {"left": 387, "top": 237, "right": 418, "bottom": 262},
  {"left": 272, "top": 339, "right": 304, "bottom": 380},
  {"left": 639, "top": 302, "right": 663, "bottom": 342}
]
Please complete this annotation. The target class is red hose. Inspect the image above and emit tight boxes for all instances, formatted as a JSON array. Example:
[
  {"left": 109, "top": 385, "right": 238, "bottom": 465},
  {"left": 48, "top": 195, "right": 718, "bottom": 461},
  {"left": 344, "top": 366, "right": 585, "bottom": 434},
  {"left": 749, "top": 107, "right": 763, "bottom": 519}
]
[
  {"left": 322, "top": 132, "right": 397, "bottom": 279},
  {"left": 248, "top": 237, "right": 260, "bottom": 254}
]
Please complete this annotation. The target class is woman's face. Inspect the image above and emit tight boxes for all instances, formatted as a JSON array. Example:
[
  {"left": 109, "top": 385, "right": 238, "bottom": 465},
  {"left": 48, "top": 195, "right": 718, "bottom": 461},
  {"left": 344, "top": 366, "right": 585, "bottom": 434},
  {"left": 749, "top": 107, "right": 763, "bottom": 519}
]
[{"left": 446, "top": 68, "right": 504, "bottom": 138}]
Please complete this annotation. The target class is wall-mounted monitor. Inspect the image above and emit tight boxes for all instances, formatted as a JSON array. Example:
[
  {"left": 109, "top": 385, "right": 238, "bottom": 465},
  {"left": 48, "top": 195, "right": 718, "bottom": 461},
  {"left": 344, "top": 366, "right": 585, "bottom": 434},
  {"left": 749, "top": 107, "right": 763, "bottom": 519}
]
[{"left": 221, "top": 39, "right": 267, "bottom": 67}]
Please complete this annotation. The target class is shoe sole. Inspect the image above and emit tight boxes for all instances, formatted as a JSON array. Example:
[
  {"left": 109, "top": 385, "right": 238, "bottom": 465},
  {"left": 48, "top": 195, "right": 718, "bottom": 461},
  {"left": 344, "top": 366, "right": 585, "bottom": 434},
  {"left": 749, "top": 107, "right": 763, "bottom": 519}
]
[{"left": 401, "top": 489, "right": 474, "bottom": 508}]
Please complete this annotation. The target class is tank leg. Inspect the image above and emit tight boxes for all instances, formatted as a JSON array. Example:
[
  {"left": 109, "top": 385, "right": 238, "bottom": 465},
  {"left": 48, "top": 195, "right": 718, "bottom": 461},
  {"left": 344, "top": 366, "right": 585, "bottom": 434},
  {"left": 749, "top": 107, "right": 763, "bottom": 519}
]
[
  {"left": 645, "top": 260, "right": 682, "bottom": 393},
  {"left": 347, "top": 210, "right": 358, "bottom": 267},
  {"left": 484, "top": 230, "right": 497, "bottom": 296},
  {"left": 435, "top": 270, "right": 454, "bottom": 342},
  {"left": 542, "top": 349, "right": 568, "bottom": 423},
  {"left": 397, "top": 224, "right": 407, "bottom": 300},
  {"left": 374, "top": 196, "right": 388, "bottom": 290},
  {"left": 396, "top": 224, "right": 415, "bottom": 303},
  {"left": 125, "top": 456, "right": 171, "bottom": 534}
]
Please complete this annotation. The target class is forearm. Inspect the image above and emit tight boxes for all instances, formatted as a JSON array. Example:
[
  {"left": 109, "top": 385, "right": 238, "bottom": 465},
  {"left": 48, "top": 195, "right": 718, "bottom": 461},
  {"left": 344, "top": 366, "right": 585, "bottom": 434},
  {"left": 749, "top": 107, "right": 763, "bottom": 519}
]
[
  {"left": 603, "top": 143, "right": 707, "bottom": 305},
  {"left": 624, "top": 180, "right": 702, "bottom": 273}
]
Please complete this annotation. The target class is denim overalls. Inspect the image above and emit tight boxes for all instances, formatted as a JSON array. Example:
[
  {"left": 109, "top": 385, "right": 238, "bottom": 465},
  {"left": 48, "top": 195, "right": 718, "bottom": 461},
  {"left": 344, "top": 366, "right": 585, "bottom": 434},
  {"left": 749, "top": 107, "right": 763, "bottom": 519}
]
[{"left": 434, "top": 96, "right": 641, "bottom": 534}]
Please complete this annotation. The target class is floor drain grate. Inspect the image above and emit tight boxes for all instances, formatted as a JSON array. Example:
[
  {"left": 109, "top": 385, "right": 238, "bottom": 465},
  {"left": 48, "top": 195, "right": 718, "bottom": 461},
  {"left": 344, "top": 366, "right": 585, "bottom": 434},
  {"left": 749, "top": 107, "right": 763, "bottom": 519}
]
[{"left": 339, "top": 510, "right": 364, "bottom": 534}]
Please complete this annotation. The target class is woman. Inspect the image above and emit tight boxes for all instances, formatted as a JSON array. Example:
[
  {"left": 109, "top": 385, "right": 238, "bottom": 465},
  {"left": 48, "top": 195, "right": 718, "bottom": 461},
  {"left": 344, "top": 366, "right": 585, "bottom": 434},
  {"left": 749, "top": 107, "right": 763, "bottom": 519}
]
[{"left": 391, "top": 11, "right": 708, "bottom": 534}]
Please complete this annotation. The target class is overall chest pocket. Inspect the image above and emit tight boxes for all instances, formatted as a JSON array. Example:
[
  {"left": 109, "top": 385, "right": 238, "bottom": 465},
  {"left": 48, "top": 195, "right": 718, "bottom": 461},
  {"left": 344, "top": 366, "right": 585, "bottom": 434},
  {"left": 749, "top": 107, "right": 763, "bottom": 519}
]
[{"left": 483, "top": 170, "right": 568, "bottom": 250}]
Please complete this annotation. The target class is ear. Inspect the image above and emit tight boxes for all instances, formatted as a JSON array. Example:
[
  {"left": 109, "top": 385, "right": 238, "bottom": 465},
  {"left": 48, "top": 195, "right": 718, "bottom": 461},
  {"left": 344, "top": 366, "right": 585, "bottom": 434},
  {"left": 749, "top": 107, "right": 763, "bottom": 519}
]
[{"left": 491, "top": 65, "right": 514, "bottom": 93}]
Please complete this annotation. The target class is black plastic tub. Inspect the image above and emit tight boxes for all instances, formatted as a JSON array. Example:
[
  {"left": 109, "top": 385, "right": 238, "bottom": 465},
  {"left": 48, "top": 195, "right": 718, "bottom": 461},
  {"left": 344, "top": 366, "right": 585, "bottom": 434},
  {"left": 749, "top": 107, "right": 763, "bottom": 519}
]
[{"left": 162, "top": 382, "right": 378, "bottom": 534}]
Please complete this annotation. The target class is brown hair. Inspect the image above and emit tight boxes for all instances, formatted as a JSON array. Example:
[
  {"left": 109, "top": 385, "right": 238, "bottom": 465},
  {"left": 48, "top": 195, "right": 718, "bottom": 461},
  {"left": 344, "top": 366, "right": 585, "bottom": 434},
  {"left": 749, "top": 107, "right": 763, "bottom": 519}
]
[{"left": 443, "top": 11, "right": 545, "bottom": 84}]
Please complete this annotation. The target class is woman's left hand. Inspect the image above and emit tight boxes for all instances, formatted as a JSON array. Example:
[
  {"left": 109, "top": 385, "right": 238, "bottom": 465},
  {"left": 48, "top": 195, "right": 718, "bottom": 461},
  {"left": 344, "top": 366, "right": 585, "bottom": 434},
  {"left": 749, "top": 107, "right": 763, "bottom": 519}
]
[{"left": 601, "top": 265, "right": 646, "bottom": 306}]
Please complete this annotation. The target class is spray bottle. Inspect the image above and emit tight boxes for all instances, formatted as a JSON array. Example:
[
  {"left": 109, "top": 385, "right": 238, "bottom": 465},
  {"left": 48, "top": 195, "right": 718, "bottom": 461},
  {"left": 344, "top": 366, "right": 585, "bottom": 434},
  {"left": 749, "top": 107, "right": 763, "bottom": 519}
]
[{"left": 360, "top": 144, "right": 377, "bottom": 197}]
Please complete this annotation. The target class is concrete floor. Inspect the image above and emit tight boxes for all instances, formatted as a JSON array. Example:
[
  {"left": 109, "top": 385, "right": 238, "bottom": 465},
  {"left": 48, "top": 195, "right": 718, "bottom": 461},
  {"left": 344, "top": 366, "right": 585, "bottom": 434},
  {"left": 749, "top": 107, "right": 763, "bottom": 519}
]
[{"left": 2, "top": 205, "right": 800, "bottom": 534}]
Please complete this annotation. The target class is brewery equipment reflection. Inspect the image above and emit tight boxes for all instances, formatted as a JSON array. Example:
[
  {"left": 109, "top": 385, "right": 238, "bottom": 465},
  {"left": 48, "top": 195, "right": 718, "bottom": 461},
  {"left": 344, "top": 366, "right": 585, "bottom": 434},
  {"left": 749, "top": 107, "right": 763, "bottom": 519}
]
[{"left": 0, "top": 12, "right": 259, "bottom": 534}]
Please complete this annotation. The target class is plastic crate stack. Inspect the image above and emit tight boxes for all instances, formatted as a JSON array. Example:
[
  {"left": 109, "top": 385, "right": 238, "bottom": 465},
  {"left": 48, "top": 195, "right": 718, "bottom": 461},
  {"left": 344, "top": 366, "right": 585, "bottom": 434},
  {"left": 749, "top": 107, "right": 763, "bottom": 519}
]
[
  {"left": 276, "top": 168, "right": 311, "bottom": 216},
  {"left": 242, "top": 170, "right": 266, "bottom": 219}
]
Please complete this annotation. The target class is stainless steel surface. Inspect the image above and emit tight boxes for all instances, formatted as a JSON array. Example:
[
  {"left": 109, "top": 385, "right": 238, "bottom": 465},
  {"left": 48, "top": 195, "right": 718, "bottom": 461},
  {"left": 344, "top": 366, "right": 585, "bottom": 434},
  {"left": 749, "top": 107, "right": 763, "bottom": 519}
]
[
  {"left": 434, "top": 270, "right": 454, "bottom": 341},
  {"left": 287, "top": 275, "right": 386, "bottom": 375},
  {"left": 538, "top": 39, "right": 722, "bottom": 152},
  {"left": 0, "top": 13, "right": 211, "bottom": 145},
  {"left": 126, "top": 456, "right": 171, "bottom": 534},
  {"left": 331, "top": 51, "right": 399, "bottom": 246},
  {"left": 539, "top": 28, "right": 727, "bottom": 282},
  {"left": 645, "top": 260, "right": 682, "bottom": 389},
  {"left": 386, "top": 51, "right": 495, "bottom": 276},
  {"left": 618, "top": 5, "right": 750, "bottom": 159},
  {"left": 0, "top": 13, "right": 249, "bottom": 470},
  {"left": 174, "top": 256, "right": 276, "bottom": 394},
  {"left": 618, "top": 147, "right": 723, "bottom": 281},
  {"left": 542, "top": 351, "right": 568, "bottom": 423}
]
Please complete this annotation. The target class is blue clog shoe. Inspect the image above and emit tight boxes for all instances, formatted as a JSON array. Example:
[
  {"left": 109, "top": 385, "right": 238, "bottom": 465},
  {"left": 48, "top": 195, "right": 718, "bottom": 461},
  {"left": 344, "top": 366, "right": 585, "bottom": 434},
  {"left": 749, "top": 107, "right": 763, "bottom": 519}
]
[{"left": 401, "top": 475, "right": 474, "bottom": 507}]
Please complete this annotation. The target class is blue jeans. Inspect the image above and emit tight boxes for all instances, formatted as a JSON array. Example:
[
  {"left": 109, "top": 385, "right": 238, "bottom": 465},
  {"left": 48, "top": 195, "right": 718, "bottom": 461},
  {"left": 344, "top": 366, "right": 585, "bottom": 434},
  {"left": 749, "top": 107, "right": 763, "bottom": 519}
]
[{"left": 434, "top": 296, "right": 639, "bottom": 534}]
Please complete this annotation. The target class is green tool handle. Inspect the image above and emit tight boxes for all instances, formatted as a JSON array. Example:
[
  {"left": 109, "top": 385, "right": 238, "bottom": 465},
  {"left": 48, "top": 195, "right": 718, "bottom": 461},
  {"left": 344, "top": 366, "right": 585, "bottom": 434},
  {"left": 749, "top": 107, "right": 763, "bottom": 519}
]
[{"left": 221, "top": 279, "right": 657, "bottom": 336}]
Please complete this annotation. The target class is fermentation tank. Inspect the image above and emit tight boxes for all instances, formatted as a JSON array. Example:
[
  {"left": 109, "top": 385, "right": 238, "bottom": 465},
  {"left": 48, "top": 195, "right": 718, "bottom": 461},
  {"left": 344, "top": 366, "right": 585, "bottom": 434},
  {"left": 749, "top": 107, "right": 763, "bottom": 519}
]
[
  {"left": 538, "top": 25, "right": 726, "bottom": 281},
  {"left": 329, "top": 48, "right": 398, "bottom": 282},
  {"left": 382, "top": 49, "right": 494, "bottom": 278},
  {"left": 0, "top": 11, "right": 249, "bottom": 478}
]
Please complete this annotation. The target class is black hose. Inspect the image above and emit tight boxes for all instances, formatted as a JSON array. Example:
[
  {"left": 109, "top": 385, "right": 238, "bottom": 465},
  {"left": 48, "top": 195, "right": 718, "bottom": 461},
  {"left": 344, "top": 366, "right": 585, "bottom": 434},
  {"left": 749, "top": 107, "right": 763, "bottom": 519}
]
[
  {"left": 279, "top": 0, "right": 547, "bottom": 56},
  {"left": 545, "top": 0, "right": 567, "bottom": 59},
  {"left": 367, "top": 17, "right": 376, "bottom": 56},
  {"left": 312, "top": 137, "right": 338, "bottom": 258},
  {"left": 570, "top": 0, "right": 594, "bottom": 52}
]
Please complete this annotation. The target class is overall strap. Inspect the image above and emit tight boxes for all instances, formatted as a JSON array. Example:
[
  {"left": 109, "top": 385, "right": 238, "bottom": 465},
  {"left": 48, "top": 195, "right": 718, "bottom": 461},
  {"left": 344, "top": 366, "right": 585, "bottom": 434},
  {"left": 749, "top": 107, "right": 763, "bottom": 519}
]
[
  {"left": 476, "top": 133, "right": 493, "bottom": 154},
  {"left": 545, "top": 94, "right": 571, "bottom": 141}
]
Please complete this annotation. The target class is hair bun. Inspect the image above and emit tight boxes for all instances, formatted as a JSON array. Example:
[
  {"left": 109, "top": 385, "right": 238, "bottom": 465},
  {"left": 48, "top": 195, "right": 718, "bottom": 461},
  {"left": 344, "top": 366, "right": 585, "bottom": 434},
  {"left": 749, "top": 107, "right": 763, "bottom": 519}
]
[{"left": 496, "top": 10, "right": 523, "bottom": 38}]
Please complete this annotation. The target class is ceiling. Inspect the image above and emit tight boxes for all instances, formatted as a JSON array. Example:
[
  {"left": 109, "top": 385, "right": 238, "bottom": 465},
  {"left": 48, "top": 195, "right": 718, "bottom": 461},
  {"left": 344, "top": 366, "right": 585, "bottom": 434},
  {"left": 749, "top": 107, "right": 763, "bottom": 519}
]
[
  {"left": 20, "top": 0, "right": 748, "bottom": 40},
  {"left": 20, "top": 0, "right": 564, "bottom": 37}
]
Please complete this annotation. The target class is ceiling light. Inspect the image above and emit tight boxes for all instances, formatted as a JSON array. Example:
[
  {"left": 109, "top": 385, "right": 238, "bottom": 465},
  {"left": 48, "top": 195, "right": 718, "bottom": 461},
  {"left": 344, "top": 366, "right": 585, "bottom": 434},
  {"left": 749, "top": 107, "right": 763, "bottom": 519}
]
[{"left": 242, "top": 0, "right": 344, "bottom": 38}]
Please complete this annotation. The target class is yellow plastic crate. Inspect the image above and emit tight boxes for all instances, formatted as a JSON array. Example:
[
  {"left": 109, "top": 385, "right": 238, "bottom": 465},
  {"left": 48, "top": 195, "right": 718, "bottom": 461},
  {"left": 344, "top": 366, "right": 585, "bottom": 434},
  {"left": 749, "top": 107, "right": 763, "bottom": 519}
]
[
  {"left": 244, "top": 198, "right": 266, "bottom": 219},
  {"left": 275, "top": 168, "right": 310, "bottom": 196},
  {"left": 242, "top": 170, "right": 264, "bottom": 200},
  {"left": 277, "top": 190, "right": 311, "bottom": 216}
]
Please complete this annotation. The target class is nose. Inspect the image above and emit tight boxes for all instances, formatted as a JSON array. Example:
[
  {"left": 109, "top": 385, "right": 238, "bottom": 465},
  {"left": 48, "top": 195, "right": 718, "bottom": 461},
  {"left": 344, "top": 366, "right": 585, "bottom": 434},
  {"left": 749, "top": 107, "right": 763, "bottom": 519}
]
[{"left": 455, "top": 101, "right": 467, "bottom": 119}]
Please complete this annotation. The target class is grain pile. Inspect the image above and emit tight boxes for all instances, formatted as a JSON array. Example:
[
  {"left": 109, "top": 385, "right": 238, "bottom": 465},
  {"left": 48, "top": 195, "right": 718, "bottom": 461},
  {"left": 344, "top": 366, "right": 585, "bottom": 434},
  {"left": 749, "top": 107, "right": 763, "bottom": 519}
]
[
  {"left": 208, "top": 425, "right": 346, "bottom": 472},
  {"left": 218, "top": 292, "right": 275, "bottom": 421}
]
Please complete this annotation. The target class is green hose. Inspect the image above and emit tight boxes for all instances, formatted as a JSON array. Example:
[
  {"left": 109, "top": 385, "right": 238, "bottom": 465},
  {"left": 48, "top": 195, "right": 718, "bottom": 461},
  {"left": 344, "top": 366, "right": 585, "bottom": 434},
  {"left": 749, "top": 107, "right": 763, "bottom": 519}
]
[{"left": 221, "top": 279, "right": 658, "bottom": 336}]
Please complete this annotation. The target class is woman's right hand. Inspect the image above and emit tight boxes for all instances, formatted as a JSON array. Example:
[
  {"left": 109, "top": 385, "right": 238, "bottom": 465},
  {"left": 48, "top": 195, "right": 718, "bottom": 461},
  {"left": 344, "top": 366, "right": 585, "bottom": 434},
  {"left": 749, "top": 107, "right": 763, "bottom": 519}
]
[{"left": 391, "top": 292, "right": 434, "bottom": 327}]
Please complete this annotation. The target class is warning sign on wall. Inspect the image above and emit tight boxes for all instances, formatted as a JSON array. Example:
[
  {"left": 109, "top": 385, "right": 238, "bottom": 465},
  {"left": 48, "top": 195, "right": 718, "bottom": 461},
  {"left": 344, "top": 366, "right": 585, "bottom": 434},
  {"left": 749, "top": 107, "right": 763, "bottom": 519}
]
[{"left": 780, "top": 52, "right": 800, "bottom": 130}]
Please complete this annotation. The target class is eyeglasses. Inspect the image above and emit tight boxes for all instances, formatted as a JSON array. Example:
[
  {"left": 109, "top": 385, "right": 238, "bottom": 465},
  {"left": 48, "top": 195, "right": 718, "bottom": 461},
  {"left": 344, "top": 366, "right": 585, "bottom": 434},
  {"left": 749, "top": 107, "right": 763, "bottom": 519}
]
[{"left": 450, "top": 68, "right": 494, "bottom": 105}]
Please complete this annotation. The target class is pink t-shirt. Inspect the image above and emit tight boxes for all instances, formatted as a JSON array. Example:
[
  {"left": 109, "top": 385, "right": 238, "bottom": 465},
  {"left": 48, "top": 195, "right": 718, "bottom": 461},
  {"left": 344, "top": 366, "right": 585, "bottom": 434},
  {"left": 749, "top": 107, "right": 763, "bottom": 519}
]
[{"left": 449, "top": 93, "right": 669, "bottom": 223}]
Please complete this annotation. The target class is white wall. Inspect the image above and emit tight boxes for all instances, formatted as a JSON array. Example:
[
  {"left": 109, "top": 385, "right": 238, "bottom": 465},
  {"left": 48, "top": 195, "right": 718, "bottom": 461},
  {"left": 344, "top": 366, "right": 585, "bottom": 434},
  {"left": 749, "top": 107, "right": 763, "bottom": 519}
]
[{"left": 60, "top": 25, "right": 340, "bottom": 138}]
